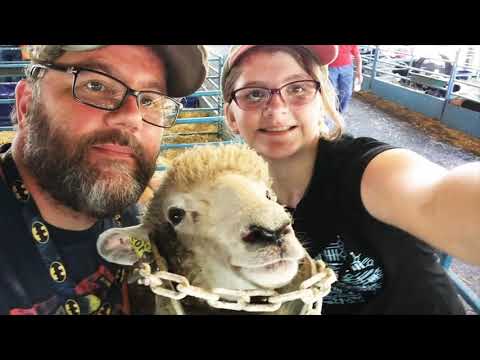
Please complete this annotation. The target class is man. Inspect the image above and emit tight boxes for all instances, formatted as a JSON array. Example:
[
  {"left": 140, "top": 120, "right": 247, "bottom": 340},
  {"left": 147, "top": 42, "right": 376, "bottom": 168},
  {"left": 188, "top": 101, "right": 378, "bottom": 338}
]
[
  {"left": 328, "top": 45, "right": 363, "bottom": 113},
  {"left": 0, "top": 45, "right": 208, "bottom": 315}
]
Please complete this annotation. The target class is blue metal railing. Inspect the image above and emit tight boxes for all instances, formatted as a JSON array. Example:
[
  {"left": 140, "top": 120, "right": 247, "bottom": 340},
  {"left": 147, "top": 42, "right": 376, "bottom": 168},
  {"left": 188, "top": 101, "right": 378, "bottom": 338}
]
[
  {"left": 187, "top": 90, "right": 221, "bottom": 98},
  {"left": 161, "top": 140, "right": 238, "bottom": 150},
  {"left": 176, "top": 116, "right": 223, "bottom": 125},
  {"left": 0, "top": 61, "right": 29, "bottom": 68},
  {"left": 438, "top": 252, "right": 480, "bottom": 313},
  {"left": 447, "top": 270, "right": 480, "bottom": 313}
]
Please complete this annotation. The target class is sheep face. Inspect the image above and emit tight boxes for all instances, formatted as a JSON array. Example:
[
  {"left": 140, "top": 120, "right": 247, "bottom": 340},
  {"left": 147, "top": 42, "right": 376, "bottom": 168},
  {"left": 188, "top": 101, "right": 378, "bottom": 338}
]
[{"left": 159, "top": 172, "right": 306, "bottom": 290}]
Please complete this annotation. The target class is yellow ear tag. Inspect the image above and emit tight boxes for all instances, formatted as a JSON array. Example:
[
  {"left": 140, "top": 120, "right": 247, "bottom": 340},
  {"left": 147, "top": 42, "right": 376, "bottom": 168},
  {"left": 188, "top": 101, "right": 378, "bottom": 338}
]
[{"left": 129, "top": 236, "right": 152, "bottom": 259}]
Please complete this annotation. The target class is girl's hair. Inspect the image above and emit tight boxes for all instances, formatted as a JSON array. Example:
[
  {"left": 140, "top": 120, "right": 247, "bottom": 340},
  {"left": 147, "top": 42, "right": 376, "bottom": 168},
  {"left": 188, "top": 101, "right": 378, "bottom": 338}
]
[{"left": 222, "top": 45, "right": 345, "bottom": 141}]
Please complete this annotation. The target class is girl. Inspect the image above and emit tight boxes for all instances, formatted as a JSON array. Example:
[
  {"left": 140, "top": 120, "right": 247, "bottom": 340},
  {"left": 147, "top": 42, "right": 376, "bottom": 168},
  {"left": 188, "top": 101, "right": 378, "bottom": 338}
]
[{"left": 221, "top": 45, "right": 480, "bottom": 314}]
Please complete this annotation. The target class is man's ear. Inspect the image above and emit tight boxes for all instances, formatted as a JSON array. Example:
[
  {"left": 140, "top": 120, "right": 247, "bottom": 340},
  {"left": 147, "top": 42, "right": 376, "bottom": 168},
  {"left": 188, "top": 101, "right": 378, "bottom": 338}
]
[
  {"left": 15, "top": 80, "right": 33, "bottom": 130},
  {"left": 224, "top": 104, "right": 240, "bottom": 134},
  {"left": 97, "top": 225, "right": 152, "bottom": 266}
]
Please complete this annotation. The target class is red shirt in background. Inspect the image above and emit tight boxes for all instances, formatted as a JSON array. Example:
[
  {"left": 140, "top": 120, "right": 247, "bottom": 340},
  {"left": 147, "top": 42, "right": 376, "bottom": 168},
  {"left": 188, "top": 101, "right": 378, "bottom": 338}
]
[{"left": 330, "top": 45, "right": 360, "bottom": 68}]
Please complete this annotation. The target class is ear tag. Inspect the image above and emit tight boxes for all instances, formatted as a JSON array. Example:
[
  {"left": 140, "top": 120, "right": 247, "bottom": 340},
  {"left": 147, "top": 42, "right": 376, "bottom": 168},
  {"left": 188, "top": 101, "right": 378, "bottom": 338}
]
[{"left": 129, "top": 236, "right": 152, "bottom": 259}]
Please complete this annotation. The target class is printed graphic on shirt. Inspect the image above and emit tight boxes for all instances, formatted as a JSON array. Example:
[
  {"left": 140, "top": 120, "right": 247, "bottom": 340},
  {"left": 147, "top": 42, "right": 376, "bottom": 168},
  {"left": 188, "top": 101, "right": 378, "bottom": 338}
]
[
  {"left": 316, "top": 235, "right": 384, "bottom": 304},
  {"left": 9, "top": 265, "right": 125, "bottom": 315}
]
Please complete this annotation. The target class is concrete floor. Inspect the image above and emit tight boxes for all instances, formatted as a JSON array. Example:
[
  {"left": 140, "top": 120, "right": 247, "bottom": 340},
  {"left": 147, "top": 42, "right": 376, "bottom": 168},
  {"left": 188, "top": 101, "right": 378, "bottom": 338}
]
[{"left": 346, "top": 95, "right": 480, "bottom": 315}]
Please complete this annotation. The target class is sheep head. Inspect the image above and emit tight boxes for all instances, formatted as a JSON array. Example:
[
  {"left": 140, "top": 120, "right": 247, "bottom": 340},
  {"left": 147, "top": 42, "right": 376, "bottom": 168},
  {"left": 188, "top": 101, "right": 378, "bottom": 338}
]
[{"left": 98, "top": 145, "right": 307, "bottom": 293}]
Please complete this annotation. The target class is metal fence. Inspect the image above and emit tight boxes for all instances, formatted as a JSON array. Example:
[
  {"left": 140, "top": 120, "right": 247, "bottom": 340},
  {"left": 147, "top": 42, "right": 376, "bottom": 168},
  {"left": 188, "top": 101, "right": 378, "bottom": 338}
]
[{"left": 359, "top": 45, "right": 480, "bottom": 137}]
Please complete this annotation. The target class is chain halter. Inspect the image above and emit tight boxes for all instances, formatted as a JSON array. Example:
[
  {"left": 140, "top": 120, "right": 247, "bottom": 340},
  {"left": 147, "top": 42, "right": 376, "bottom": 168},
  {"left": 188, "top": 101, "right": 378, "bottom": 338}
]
[{"left": 133, "top": 256, "right": 337, "bottom": 315}]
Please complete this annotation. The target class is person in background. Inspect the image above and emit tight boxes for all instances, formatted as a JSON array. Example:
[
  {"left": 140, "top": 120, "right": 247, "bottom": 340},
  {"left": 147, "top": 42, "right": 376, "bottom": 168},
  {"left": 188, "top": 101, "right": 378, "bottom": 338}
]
[{"left": 328, "top": 45, "right": 362, "bottom": 113}]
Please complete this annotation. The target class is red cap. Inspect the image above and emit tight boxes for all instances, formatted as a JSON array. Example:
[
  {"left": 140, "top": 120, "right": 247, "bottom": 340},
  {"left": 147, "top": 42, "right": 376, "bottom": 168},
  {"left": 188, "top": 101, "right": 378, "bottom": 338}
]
[{"left": 227, "top": 45, "right": 339, "bottom": 68}]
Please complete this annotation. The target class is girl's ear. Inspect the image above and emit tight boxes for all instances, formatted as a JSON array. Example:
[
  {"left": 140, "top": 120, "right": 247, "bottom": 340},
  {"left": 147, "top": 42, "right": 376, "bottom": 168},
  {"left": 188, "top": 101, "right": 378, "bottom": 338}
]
[{"left": 224, "top": 104, "right": 240, "bottom": 134}]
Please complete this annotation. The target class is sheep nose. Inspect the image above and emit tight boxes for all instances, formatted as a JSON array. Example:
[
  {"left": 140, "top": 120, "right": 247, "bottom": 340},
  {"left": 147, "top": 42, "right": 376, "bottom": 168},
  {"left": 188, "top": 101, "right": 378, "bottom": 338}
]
[{"left": 243, "top": 224, "right": 291, "bottom": 246}]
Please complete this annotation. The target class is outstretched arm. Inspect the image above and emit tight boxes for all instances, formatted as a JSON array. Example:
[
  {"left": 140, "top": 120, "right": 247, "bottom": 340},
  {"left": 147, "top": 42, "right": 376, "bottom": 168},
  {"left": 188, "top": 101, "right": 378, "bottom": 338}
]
[{"left": 361, "top": 148, "right": 480, "bottom": 265}]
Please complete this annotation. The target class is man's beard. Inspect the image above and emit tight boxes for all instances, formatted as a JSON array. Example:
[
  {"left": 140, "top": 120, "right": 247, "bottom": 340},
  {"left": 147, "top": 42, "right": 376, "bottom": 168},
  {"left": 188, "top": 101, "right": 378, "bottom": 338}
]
[{"left": 22, "top": 103, "right": 158, "bottom": 219}]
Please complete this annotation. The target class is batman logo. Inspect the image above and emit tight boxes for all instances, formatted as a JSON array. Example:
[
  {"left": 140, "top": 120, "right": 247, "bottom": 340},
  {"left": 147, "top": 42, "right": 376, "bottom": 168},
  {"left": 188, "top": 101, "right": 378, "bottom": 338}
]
[
  {"left": 32, "top": 221, "right": 49, "bottom": 244},
  {"left": 65, "top": 299, "right": 81, "bottom": 315},
  {"left": 96, "top": 303, "right": 112, "bottom": 315},
  {"left": 49, "top": 261, "right": 67, "bottom": 283},
  {"left": 113, "top": 214, "right": 122, "bottom": 226},
  {"left": 12, "top": 181, "right": 29, "bottom": 202}
]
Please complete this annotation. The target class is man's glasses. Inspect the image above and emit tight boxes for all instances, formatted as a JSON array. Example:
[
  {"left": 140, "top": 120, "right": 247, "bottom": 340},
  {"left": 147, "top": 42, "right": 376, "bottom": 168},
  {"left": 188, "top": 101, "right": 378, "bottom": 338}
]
[
  {"left": 230, "top": 80, "right": 321, "bottom": 111},
  {"left": 30, "top": 63, "right": 183, "bottom": 128}
]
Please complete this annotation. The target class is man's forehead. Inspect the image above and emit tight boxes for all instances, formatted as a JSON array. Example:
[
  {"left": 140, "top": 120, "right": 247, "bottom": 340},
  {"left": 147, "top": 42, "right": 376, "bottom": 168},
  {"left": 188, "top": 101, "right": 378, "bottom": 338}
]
[{"left": 56, "top": 45, "right": 168, "bottom": 91}]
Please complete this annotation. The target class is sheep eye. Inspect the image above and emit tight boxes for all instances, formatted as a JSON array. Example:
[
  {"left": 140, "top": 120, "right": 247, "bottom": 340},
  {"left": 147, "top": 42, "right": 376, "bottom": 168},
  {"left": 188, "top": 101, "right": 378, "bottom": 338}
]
[
  {"left": 266, "top": 190, "right": 272, "bottom": 200},
  {"left": 168, "top": 207, "right": 186, "bottom": 226}
]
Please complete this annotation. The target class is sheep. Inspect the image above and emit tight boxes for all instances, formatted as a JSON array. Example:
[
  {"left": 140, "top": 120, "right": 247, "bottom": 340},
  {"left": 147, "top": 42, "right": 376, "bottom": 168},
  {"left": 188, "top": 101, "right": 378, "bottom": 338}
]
[{"left": 97, "top": 144, "right": 336, "bottom": 315}]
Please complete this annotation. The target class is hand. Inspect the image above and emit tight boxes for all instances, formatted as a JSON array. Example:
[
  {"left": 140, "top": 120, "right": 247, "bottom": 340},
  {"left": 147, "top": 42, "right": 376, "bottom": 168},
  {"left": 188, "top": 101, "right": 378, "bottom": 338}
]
[{"left": 355, "top": 73, "right": 363, "bottom": 84}]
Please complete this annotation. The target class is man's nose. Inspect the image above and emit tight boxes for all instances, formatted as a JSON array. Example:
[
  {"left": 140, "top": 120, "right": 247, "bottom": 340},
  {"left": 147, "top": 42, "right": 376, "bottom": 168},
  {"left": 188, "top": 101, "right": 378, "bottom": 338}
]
[{"left": 105, "top": 95, "right": 143, "bottom": 131}]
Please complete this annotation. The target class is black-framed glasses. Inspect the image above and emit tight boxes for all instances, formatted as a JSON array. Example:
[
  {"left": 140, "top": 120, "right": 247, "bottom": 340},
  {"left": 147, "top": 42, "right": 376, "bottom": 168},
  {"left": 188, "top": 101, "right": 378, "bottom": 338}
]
[
  {"left": 29, "top": 63, "right": 183, "bottom": 128},
  {"left": 230, "top": 80, "right": 321, "bottom": 111}
]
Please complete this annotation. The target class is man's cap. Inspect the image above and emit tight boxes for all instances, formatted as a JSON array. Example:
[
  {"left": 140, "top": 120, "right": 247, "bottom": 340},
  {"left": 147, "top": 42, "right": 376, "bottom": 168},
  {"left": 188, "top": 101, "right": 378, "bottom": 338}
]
[{"left": 27, "top": 45, "right": 208, "bottom": 98}]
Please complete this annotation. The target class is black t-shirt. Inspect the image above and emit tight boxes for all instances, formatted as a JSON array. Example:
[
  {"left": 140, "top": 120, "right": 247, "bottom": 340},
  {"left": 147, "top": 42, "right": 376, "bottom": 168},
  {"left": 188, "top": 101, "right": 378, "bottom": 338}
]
[
  {"left": 290, "top": 134, "right": 464, "bottom": 314},
  {"left": 0, "top": 144, "right": 140, "bottom": 315}
]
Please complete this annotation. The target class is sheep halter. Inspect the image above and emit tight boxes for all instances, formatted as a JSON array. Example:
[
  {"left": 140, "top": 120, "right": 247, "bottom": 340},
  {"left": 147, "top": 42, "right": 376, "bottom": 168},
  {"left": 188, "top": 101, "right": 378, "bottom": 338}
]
[{"left": 135, "top": 259, "right": 337, "bottom": 315}]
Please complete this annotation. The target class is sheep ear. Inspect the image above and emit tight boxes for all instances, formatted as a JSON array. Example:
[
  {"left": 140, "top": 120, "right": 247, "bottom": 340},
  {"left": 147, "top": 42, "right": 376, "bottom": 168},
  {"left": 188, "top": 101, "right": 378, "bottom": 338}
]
[{"left": 97, "top": 225, "right": 152, "bottom": 266}]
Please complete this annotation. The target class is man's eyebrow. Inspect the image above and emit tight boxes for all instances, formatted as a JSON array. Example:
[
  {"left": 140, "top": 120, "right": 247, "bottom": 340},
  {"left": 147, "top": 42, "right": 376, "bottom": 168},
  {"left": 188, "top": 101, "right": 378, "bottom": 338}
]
[
  {"left": 67, "top": 60, "right": 116, "bottom": 76},
  {"left": 60, "top": 60, "right": 167, "bottom": 92}
]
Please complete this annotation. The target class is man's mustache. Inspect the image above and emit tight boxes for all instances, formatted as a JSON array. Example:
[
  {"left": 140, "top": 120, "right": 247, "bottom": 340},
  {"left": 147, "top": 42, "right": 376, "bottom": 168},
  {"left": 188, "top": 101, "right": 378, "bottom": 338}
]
[{"left": 79, "top": 129, "right": 146, "bottom": 163}]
